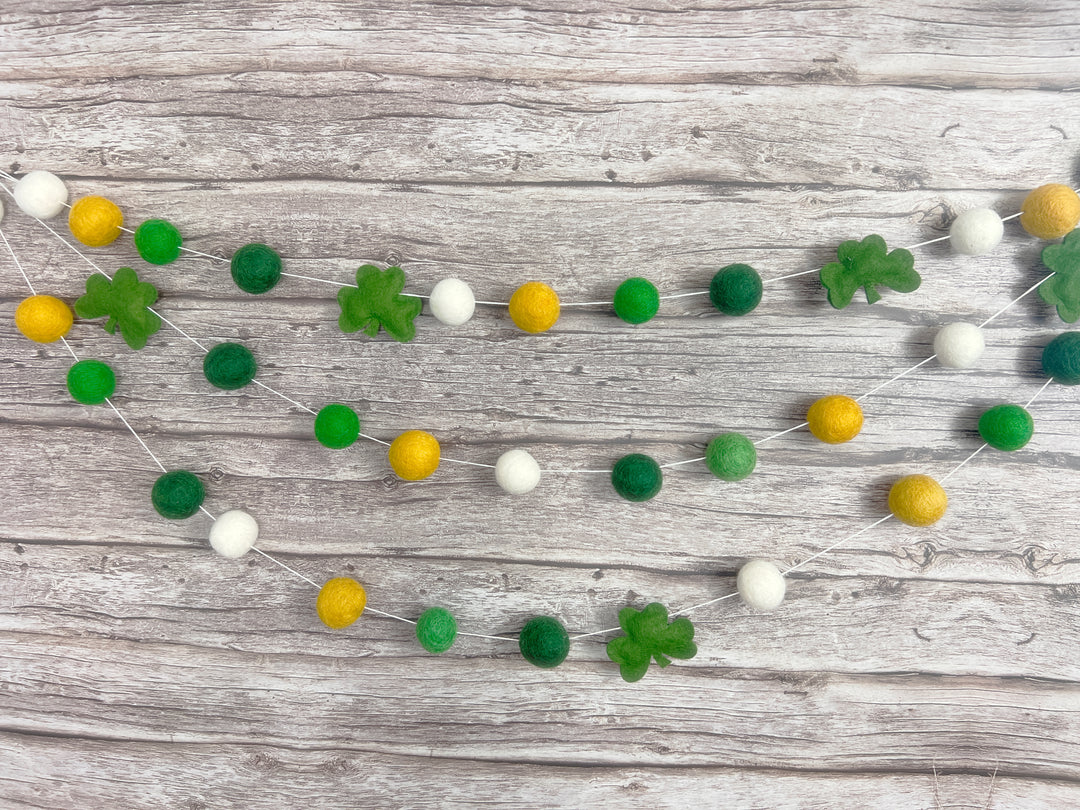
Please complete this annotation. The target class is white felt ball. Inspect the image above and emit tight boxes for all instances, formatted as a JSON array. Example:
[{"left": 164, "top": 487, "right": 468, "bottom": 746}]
[
  {"left": 736, "top": 559, "right": 786, "bottom": 611},
  {"left": 13, "top": 170, "right": 68, "bottom": 219},
  {"left": 494, "top": 448, "right": 541, "bottom": 495},
  {"left": 209, "top": 509, "right": 259, "bottom": 558},
  {"left": 934, "top": 321, "right": 985, "bottom": 369},
  {"left": 949, "top": 208, "right": 1004, "bottom": 256},
  {"left": 0, "top": 196, "right": 5, "bottom": 224},
  {"left": 429, "top": 278, "right": 476, "bottom": 326}
]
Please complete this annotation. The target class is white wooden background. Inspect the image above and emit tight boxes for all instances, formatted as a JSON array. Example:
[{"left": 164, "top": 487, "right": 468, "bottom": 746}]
[{"left": 2, "top": 2, "right": 1080, "bottom": 807}]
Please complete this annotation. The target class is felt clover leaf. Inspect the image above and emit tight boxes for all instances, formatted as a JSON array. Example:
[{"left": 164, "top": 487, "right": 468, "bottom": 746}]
[
  {"left": 337, "top": 264, "right": 422, "bottom": 343},
  {"left": 74, "top": 266, "right": 162, "bottom": 350},
  {"left": 605, "top": 601, "right": 698, "bottom": 683},
  {"left": 819, "top": 234, "right": 920, "bottom": 309},
  {"left": 1039, "top": 230, "right": 1080, "bottom": 323}
]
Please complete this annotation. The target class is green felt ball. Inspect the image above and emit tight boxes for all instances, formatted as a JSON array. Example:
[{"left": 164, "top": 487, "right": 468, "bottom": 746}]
[
  {"left": 705, "top": 432, "right": 757, "bottom": 481},
  {"left": 203, "top": 342, "right": 257, "bottom": 390},
  {"left": 613, "top": 277, "right": 660, "bottom": 324},
  {"left": 709, "top": 264, "right": 763, "bottom": 316},
  {"left": 611, "top": 453, "right": 663, "bottom": 502},
  {"left": 978, "top": 404, "right": 1034, "bottom": 451},
  {"left": 518, "top": 615, "right": 570, "bottom": 668},
  {"left": 134, "top": 219, "right": 183, "bottom": 265},
  {"left": 1042, "top": 332, "right": 1080, "bottom": 385},
  {"left": 314, "top": 403, "right": 360, "bottom": 449},
  {"left": 66, "top": 359, "right": 116, "bottom": 405},
  {"left": 416, "top": 607, "right": 458, "bottom": 654},
  {"left": 151, "top": 470, "right": 205, "bottom": 520},
  {"left": 231, "top": 243, "right": 282, "bottom": 294}
]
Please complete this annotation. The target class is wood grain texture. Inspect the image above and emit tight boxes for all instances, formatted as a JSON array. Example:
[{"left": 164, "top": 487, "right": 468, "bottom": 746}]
[{"left": 2, "top": 2, "right": 1080, "bottom": 807}]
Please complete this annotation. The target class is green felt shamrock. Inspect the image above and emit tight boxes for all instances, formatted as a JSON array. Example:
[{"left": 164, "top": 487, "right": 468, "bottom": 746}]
[
  {"left": 74, "top": 266, "right": 162, "bottom": 350},
  {"left": 605, "top": 602, "right": 698, "bottom": 683},
  {"left": 819, "top": 234, "right": 920, "bottom": 309},
  {"left": 1038, "top": 230, "right": 1080, "bottom": 323},
  {"left": 337, "top": 264, "right": 422, "bottom": 343}
]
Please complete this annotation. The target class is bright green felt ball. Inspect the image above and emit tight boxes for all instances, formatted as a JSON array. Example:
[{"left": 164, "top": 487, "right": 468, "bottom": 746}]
[
  {"left": 203, "top": 342, "right": 257, "bottom": 390},
  {"left": 66, "top": 359, "right": 116, "bottom": 405},
  {"left": 613, "top": 277, "right": 660, "bottom": 324},
  {"left": 705, "top": 432, "right": 757, "bottom": 481},
  {"left": 151, "top": 470, "right": 205, "bottom": 520},
  {"left": 611, "top": 453, "right": 663, "bottom": 502},
  {"left": 134, "top": 219, "right": 183, "bottom": 265},
  {"left": 978, "top": 404, "right": 1034, "bottom": 451},
  {"left": 709, "top": 264, "right": 763, "bottom": 316},
  {"left": 518, "top": 615, "right": 570, "bottom": 668},
  {"left": 1042, "top": 332, "right": 1080, "bottom": 385},
  {"left": 416, "top": 607, "right": 458, "bottom": 654},
  {"left": 231, "top": 243, "right": 282, "bottom": 294},
  {"left": 314, "top": 403, "right": 360, "bottom": 449}
]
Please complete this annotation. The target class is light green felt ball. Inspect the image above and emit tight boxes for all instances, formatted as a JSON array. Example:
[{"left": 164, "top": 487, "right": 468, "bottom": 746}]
[
  {"left": 66, "top": 359, "right": 116, "bottom": 405},
  {"left": 203, "top": 342, "right": 257, "bottom": 390},
  {"left": 1042, "top": 332, "right": 1080, "bottom": 385},
  {"left": 613, "top": 277, "right": 660, "bottom": 324},
  {"left": 705, "top": 432, "right": 757, "bottom": 481},
  {"left": 134, "top": 219, "right": 183, "bottom": 265},
  {"left": 518, "top": 615, "right": 570, "bottom": 668},
  {"left": 709, "top": 264, "right": 763, "bottom": 316},
  {"left": 416, "top": 607, "right": 458, "bottom": 654},
  {"left": 611, "top": 453, "right": 663, "bottom": 502},
  {"left": 314, "top": 403, "right": 360, "bottom": 449},
  {"left": 978, "top": 404, "right": 1034, "bottom": 451},
  {"left": 151, "top": 470, "right": 205, "bottom": 520},
  {"left": 231, "top": 243, "right": 282, "bottom": 294}
]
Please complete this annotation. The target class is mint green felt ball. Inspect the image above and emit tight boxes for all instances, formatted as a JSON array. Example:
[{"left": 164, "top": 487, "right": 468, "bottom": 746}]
[
  {"left": 611, "top": 453, "right": 663, "bottom": 502},
  {"left": 705, "top": 432, "right": 757, "bottom": 481},
  {"left": 134, "top": 219, "right": 183, "bottom": 265},
  {"left": 978, "top": 404, "right": 1034, "bottom": 451},
  {"left": 151, "top": 470, "right": 205, "bottom": 519},
  {"left": 709, "top": 264, "right": 763, "bottom": 316},
  {"left": 231, "top": 243, "right": 282, "bottom": 294},
  {"left": 1042, "top": 332, "right": 1080, "bottom": 385},
  {"left": 66, "top": 359, "right": 116, "bottom": 405},
  {"left": 314, "top": 403, "right": 360, "bottom": 449},
  {"left": 613, "top": 277, "right": 660, "bottom": 324},
  {"left": 416, "top": 607, "right": 458, "bottom": 654},
  {"left": 518, "top": 615, "right": 570, "bottom": 668},
  {"left": 203, "top": 342, "right": 257, "bottom": 390}
]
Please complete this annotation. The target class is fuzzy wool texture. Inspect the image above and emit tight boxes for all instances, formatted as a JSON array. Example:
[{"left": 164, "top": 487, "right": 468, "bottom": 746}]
[
  {"left": 494, "top": 448, "right": 541, "bottom": 494},
  {"left": 429, "top": 278, "right": 476, "bottom": 326},
  {"left": 611, "top": 453, "right": 663, "bottom": 501},
  {"left": 934, "top": 321, "right": 985, "bottom": 368},
  {"left": 388, "top": 430, "right": 441, "bottom": 480},
  {"left": 15, "top": 294, "right": 73, "bottom": 343},
  {"left": 889, "top": 474, "right": 948, "bottom": 527},
  {"left": 705, "top": 432, "right": 757, "bottom": 481},
  {"left": 1042, "top": 331, "right": 1080, "bottom": 385},
  {"left": 316, "top": 577, "right": 367, "bottom": 629},
  {"left": 314, "top": 403, "right": 360, "bottom": 449},
  {"left": 230, "top": 243, "right": 282, "bottom": 294},
  {"left": 66, "top": 359, "right": 116, "bottom": 405},
  {"left": 949, "top": 207, "right": 1004, "bottom": 256},
  {"left": 203, "top": 342, "right": 257, "bottom": 390},
  {"left": 68, "top": 196, "right": 123, "bottom": 247},
  {"left": 415, "top": 607, "right": 458, "bottom": 653},
  {"left": 508, "top": 281, "right": 560, "bottom": 333},
  {"left": 151, "top": 470, "right": 206, "bottom": 520},
  {"left": 978, "top": 404, "right": 1034, "bottom": 451},
  {"left": 1020, "top": 184, "right": 1080, "bottom": 240},
  {"left": 736, "top": 559, "right": 786, "bottom": 611},
  {"left": 709, "top": 264, "right": 763, "bottom": 316},
  {"left": 518, "top": 615, "right": 570, "bottom": 668},
  {"left": 134, "top": 219, "right": 183, "bottom": 265},
  {"left": 13, "top": 170, "right": 67, "bottom": 219},
  {"left": 806, "top": 395, "right": 863, "bottom": 444},
  {"left": 613, "top": 277, "right": 660, "bottom": 324},
  {"left": 208, "top": 509, "right": 259, "bottom": 559}
]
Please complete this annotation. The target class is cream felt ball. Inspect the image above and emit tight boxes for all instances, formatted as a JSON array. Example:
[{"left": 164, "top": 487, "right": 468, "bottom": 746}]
[
  {"left": 736, "top": 559, "right": 786, "bottom": 611},
  {"left": 14, "top": 170, "right": 68, "bottom": 219},
  {"left": 949, "top": 208, "right": 1004, "bottom": 256},
  {"left": 208, "top": 509, "right": 259, "bottom": 558},
  {"left": 494, "top": 448, "right": 541, "bottom": 495},
  {"left": 429, "top": 278, "right": 475, "bottom": 326},
  {"left": 934, "top": 322, "right": 984, "bottom": 368},
  {"left": 0, "top": 196, "right": 5, "bottom": 224}
]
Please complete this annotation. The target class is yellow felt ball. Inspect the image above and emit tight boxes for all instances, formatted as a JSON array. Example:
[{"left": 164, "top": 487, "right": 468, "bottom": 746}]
[
  {"left": 317, "top": 577, "right": 367, "bottom": 629},
  {"left": 806, "top": 394, "right": 863, "bottom": 444},
  {"left": 68, "top": 195, "right": 124, "bottom": 247},
  {"left": 1020, "top": 183, "right": 1080, "bottom": 239},
  {"left": 508, "top": 281, "right": 560, "bottom": 333},
  {"left": 15, "top": 295, "right": 74, "bottom": 343},
  {"left": 388, "top": 430, "right": 441, "bottom": 480},
  {"left": 889, "top": 474, "right": 948, "bottom": 527}
]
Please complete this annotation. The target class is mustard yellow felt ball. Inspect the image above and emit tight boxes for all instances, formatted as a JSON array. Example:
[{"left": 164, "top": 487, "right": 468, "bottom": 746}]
[
  {"left": 806, "top": 395, "right": 863, "bottom": 444},
  {"left": 316, "top": 577, "right": 367, "bottom": 629},
  {"left": 889, "top": 474, "right": 948, "bottom": 527},
  {"left": 15, "top": 295, "right": 74, "bottom": 343},
  {"left": 68, "top": 195, "right": 124, "bottom": 247},
  {"left": 1020, "top": 184, "right": 1080, "bottom": 239},
  {"left": 508, "top": 281, "right": 560, "bottom": 333},
  {"left": 388, "top": 430, "right": 441, "bottom": 480}
]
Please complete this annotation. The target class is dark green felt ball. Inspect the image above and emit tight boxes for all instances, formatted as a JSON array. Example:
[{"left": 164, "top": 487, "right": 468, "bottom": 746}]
[
  {"left": 611, "top": 453, "right": 663, "bottom": 502},
  {"left": 203, "top": 342, "right": 257, "bottom": 390},
  {"left": 518, "top": 615, "right": 570, "bottom": 668},
  {"left": 231, "top": 243, "right": 282, "bottom": 294},
  {"left": 978, "top": 404, "right": 1034, "bottom": 451},
  {"left": 613, "top": 277, "right": 660, "bottom": 324},
  {"left": 134, "top": 219, "right": 183, "bottom": 265},
  {"left": 1042, "top": 331, "right": 1080, "bottom": 385},
  {"left": 416, "top": 607, "right": 458, "bottom": 654},
  {"left": 709, "top": 264, "right": 763, "bottom": 316},
  {"left": 705, "top": 432, "right": 757, "bottom": 481},
  {"left": 151, "top": 470, "right": 205, "bottom": 520},
  {"left": 314, "top": 403, "right": 361, "bottom": 449},
  {"left": 66, "top": 359, "right": 116, "bottom": 405}
]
